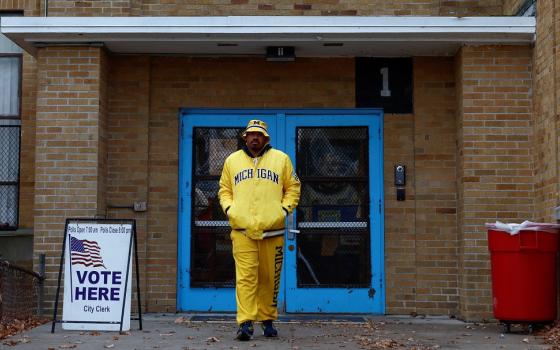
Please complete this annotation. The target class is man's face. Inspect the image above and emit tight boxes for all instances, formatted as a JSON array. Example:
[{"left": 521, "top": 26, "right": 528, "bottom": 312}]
[{"left": 245, "top": 131, "right": 267, "bottom": 154}]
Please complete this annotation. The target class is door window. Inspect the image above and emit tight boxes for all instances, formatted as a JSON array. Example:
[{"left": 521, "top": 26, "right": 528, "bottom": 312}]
[
  {"left": 296, "top": 127, "right": 370, "bottom": 287},
  {"left": 190, "top": 128, "right": 242, "bottom": 287}
]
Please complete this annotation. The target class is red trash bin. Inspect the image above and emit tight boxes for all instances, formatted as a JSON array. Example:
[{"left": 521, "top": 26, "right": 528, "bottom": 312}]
[{"left": 488, "top": 227, "right": 559, "bottom": 325}]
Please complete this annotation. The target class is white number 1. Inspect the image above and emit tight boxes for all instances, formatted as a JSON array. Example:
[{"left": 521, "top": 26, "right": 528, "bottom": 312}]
[{"left": 380, "top": 67, "right": 391, "bottom": 97}]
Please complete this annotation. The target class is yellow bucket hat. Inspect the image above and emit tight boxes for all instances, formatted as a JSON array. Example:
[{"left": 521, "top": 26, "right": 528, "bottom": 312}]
[{"left": 242, "top": 119, "right": 270, "bottom": 138}]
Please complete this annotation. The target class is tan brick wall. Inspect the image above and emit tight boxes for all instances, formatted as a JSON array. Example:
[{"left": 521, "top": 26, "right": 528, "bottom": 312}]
[
  {"left": 533, "top": 0, "right": 558, "bottom": 222},
  {"left": 454, "top": 46, "right": 467, "bottom": 319},
  {"left": 45, "top": 0, "right": 503, "bottom": 16},
  {"left": 385, "top": 57, "right": 458, "bottom": 317},
  {"left": 98, "top": 50, "right": 108, "bottom": 217},
  {"left": 384, "top": 113, "right": 416, "bottom": 314},
  {"left": 502, "top": 0, "right": 524, "bottom": 15},
  {"left": 502, "top": 0, "right": 526, "bottom": 15},
  {"left": 456, "top": 45, "right": 533, "bottom": 320},
  {"left": 106, "top": 56, "right": 151, "bottom": 312},
  {"left": 413, "top": 57, "right": 458, "bottom": 316},
  {"left": 0, "top": 0, "right": 40, "bottom": 15},
  {"left": 19, "top": 53, "right": 37, "bottom": 229},
  {"left": 34, "top": 46, "right": 108, "bottom": 311},
  {"left": 46, "top": 0, "right": 131, "bottom": 16}
]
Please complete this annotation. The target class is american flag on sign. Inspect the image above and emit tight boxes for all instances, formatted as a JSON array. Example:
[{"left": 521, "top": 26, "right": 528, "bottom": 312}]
[{"left": 70, "top": 236, "right": 106, "bottom": 268}]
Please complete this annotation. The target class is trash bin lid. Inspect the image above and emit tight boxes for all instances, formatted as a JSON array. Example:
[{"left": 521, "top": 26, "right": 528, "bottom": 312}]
[{"left": 485, "top": 221, "right": 560, "bottom": 235}]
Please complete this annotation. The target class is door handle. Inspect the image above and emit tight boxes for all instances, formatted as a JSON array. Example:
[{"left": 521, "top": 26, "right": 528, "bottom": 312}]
[
  {"left": 287, "top": 213, "right": 299, "bottom": 241},
  {"left": 288, "top": 229, "right": 300, "bottom": 241}
]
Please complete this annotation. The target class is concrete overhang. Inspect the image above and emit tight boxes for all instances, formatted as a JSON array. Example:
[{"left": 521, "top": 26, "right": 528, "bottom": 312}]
[{"left": 0, "top": 16, "right": 535, "bottom": 57}]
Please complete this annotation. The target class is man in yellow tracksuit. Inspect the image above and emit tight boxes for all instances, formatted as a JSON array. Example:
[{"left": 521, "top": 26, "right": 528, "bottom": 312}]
[{"left": 218, "top": 119, "right": 301, "bottom": 341}]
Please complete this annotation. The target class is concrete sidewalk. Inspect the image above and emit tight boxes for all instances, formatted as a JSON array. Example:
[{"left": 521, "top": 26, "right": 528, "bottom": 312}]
[{"left": 1, "top": 314, "right": 551, "bottom": 349}]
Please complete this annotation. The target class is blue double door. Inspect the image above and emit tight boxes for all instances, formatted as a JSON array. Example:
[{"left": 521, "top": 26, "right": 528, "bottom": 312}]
[{"left": 178, "top": 109, "right": 384, "bottom": 314}]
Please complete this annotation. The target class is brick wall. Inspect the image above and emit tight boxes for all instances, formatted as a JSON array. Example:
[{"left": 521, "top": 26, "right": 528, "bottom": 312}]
[
  {"left": 502, "top": 0, "right": 526, "bottom": 15},
  {"left": 0, "top": 0, "right": 39, "bottom": 14},
  {"left": 384, "top": 113, "right": 416, "bottom": 314},
  {"left": 533, "top": 0, "right": 558, "bottom": 222},
  {"left": 98, "top": 50, "right": 108, "bottom": 218},
  {"left": 455, "top": 42, "right": 467, "bottom": 321},
  {"left": 19, "top": 54, "right": 37, "bottom": 229},
  {"left": 385, "top": 57, "right": 458, "bottom": 317},
  {"left": 413, "top": 57, "right": 458, "bottom": 316},
  {"left": 456, "top": 45, "right": 533, "bottom": 320},
  {"left": 45, "top": 0, "right": 503, "bottom": 16},
  {"left": 34, "top": 46, "right": 108, "bottom": 311},
  {"left": 46, "top": 0, "right": 131, "bottom": 16},
  {"left": 106, "top": 56, "right": 151, "bottom": 311}
]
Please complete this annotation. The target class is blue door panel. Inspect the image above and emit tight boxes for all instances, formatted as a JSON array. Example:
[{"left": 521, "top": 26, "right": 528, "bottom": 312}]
[
  {"left": 178, "top": 111, "right": 276, "bottom": 311},
  {"left": 178, "top": 109, "right": 384, "bottom": 314},
  {"left": 284, "top": 112, "right": 384, "bottom": 314}
]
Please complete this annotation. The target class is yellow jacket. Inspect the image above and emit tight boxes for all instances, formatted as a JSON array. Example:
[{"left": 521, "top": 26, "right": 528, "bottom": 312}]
[{"left": 218, "top": 144, "right": 301, "bottom": 240}]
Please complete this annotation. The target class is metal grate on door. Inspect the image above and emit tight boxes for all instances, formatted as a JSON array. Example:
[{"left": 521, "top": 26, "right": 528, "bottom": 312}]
[
  {"left": 190, "top": 128, "right": 244, "bottom": 287},
  {"left": 295, "top": 127, "right": 371, "bottom": 288}
]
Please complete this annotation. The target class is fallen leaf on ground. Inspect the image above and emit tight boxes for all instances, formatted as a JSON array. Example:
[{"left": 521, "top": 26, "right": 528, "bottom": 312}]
[
  {"left": 0, "top": 317, "right": 49, "bottom": 340},
  {"left": 540, "top": 321, "right": 560, "bottom": 349},
  {"left": 175, "top": 317, "right": 188, "bottom": 324},
  {"left": 2, "top": 339, "right": 19, "bottom": 346}
]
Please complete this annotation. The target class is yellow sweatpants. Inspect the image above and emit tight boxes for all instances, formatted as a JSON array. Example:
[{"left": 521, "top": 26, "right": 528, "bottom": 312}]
[{"left": 231, "top": 231, "right": 284, "bottom": 325}]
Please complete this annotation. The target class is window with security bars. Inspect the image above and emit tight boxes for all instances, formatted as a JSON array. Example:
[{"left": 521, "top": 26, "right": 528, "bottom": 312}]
[
  {"left": 1, "top": 12, "right": 23, "bottom": 118},
  {"left": 295, "top": 127, "right": 371, "bottom": 287},
  {"left": 190, "top": 127, "right": 244, "bottom": 287},
  {"left": 0, "top": 13, "right": 22, "bottom": 230},
  {"left": 0, "top": 125, "right": 20, "bottom": 230}
]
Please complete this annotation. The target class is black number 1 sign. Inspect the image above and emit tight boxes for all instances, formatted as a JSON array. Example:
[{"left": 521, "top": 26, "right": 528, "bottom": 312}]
[{"left": 355, "top": 57, "right": 413, "bottom": 113}]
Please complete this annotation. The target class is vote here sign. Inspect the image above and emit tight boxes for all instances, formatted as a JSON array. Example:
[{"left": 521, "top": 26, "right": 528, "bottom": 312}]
[{"left": 62, "top": 222, "right": 133, "bottom": 331}]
